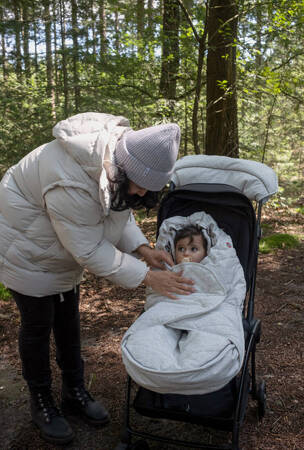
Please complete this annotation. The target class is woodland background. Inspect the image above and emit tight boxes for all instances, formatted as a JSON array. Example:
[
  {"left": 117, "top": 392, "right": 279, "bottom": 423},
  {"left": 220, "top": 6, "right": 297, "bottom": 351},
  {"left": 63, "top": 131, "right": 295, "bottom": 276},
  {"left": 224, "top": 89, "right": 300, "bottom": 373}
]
[{"left": 0, "top": 0, "right": 303, "bottom": 187}]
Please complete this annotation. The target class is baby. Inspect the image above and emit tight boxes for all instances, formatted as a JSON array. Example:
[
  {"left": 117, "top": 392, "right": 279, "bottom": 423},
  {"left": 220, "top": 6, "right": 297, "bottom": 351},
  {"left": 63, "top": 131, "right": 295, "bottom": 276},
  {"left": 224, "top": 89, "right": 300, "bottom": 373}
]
[
  {"left": 174, "top": 224, "right": 207, "bottom": 264},
  {"left": 122, "top": 213, "right": 247, "bottom": 395}
]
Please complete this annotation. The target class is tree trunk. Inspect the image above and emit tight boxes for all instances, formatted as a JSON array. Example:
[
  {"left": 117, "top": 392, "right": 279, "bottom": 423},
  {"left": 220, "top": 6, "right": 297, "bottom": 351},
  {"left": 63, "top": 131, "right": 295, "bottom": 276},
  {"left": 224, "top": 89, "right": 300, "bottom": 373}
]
[
  {"left": 255, "top": 0, "right": 262, "bottom": 70},
  {"left": 44, "top": 0, "right": 56, "bottom": 120},
  {"left": 192, "top": 35, "right": 207, "bottom": 154},
  {"left": 60, "top": 0, "right": 69, "bottom": 116},
  {"left": 114, "top": 8, "right": 120, "bottom": 53},
  {"left": 53, "top": 0, "right": 59, "bottom": 105},
  {"left": 33, "top": 19, "right": 39, "bottom": 72},
  {"left": 147, "top": 0, "right": 153, "bottom": 31},
  {"left": 71, "top": 0, "right": 80, "bottom": 112},
  {"left": 206, "top": 0, "right": 239, "bottom": 157},
  {"left": 22, "top": 2, "right": 30, "bottom": 79},
  {"left": 13, "top": 2, "right": 22, "bottom": 82},
  {"left": 98, "top": 0, "right": 107, "bottom": 58},
  {"left": 137, "top": 0, "right": 144, "bottom": 37},
  {"left": 91, "top": 0, "right": 97, "bottom": 57},
  {"left": 159, "top": 0, "right": 180, "bottom": 100},
  {"left": 137, "top": 0, "right": 145, "bottom": 54},
  {"left": 0, "top": 5, "right": 7, "bottom": 80}
]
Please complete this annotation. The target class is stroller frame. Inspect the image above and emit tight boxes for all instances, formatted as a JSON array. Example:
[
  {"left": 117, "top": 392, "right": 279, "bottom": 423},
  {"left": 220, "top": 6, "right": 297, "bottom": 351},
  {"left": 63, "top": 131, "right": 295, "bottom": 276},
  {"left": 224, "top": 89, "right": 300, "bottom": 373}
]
[{"left": 116, "top": 183, "right": 267, "bottom": 450}]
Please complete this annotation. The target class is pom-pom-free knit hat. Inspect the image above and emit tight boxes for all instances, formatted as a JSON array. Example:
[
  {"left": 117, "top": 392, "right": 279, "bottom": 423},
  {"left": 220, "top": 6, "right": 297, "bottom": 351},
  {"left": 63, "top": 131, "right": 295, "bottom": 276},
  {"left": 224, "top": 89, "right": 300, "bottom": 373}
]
[{"left": 115, "top": 123, "right": 180, "bottom": 191}]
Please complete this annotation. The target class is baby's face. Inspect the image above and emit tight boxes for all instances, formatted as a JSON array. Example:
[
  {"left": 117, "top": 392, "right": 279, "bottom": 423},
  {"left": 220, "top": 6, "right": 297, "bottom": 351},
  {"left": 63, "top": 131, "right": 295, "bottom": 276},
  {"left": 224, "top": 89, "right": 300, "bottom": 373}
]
[{"left": 175, "top": 235, "right": 207, "bottom": 264}]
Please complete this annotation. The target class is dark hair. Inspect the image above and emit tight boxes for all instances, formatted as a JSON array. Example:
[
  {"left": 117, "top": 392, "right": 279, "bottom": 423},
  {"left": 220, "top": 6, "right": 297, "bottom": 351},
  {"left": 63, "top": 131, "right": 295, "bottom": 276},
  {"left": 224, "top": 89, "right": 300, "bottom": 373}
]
[
  {"left": 174, "top": 224, "right": 207, "bottom": 250},
  {"left": 108, "top": 165, "right": 159, "bottom": 212}
]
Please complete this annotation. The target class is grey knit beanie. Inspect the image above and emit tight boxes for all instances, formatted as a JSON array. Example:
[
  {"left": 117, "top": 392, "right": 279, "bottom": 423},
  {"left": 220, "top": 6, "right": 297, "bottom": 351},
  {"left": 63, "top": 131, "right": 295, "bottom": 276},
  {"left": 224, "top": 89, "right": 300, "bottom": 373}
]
[{"left": 115, "top": 123, "right": 180, "bottom": 191}]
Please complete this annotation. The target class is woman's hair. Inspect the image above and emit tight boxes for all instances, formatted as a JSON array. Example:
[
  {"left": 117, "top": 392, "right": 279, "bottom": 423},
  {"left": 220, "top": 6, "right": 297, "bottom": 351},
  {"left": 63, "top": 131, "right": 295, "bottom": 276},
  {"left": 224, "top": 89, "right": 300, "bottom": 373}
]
[
  {"left": 174, "top": 224, "right": 207, "bottom": 250},
  {"left": 108, "top": 165, "right": 159, "bottom": 212}
]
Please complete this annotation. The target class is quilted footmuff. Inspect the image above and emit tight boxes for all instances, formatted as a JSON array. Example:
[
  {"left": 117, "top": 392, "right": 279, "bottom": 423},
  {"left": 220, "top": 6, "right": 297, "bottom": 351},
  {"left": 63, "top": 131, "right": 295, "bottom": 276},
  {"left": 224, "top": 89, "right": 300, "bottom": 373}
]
[{"left": 121, "top": 212, "right": 246, "bottom": 395}]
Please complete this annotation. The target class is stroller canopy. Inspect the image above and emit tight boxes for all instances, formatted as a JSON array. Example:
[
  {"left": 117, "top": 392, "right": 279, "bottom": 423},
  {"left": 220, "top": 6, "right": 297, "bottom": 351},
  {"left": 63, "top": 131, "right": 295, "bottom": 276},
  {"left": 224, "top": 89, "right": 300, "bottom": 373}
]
[{"left": 171, "top": 155, "right": 278, "bottom": 203}]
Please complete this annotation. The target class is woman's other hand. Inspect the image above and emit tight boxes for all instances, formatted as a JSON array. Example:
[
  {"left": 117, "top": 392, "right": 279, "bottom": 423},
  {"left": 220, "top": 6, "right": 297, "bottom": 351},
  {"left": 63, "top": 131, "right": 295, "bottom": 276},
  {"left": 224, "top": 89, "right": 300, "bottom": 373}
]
[
  {"left": 143, "top": 269, "right": 195, "bottom": 300},
  {"left": 137, "top": 245, "right": 174, "bottom": 269}
]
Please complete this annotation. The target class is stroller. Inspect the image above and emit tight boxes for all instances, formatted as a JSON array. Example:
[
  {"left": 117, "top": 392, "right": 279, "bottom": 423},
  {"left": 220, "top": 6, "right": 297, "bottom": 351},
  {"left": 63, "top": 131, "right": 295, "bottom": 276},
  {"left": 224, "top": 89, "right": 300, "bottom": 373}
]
[{"left": 116, "top": 155, "right": 278, "bottom": 450}]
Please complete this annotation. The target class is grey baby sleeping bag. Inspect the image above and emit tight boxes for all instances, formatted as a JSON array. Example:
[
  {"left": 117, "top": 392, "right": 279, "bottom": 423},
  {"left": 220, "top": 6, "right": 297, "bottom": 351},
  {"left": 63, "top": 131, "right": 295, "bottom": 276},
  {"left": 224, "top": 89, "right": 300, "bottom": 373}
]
[{"left": 121, "top": 211, "right": 247, "bottom": 395}]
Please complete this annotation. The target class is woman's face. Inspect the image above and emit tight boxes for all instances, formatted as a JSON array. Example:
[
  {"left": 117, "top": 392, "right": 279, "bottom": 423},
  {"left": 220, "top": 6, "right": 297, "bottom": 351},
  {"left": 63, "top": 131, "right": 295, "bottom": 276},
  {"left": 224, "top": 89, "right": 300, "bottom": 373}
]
[{"left": 128, "top": 180, "right": 147, "bottom": 197}]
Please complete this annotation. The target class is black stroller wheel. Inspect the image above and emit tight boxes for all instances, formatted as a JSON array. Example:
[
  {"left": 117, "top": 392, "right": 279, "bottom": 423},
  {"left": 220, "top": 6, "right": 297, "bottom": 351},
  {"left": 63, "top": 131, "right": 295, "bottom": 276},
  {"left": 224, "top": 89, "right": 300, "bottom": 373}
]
[
  {"left": 130, "top": 440, "right": 150, "bottom": 450},
  {"left": 257, "top": 380, "right": 266, "bottom": 420}
]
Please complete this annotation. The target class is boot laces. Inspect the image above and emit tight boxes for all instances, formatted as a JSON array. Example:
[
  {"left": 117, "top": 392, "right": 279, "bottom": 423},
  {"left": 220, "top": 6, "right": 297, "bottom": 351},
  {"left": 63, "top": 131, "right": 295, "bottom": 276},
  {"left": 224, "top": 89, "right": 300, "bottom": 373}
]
[
  {"left": 72, "top": 386, "right": 93, "bottom": 407},
  {"left": 36, "top": 391, "right": 62, "bottom": 423}
]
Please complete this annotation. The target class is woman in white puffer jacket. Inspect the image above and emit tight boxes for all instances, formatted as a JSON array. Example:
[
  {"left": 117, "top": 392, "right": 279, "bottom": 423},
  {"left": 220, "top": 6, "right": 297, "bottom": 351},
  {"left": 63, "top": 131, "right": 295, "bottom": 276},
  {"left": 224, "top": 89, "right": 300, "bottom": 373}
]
[{"left": 0, "top": 112, "right": 194, "bottom": 445}]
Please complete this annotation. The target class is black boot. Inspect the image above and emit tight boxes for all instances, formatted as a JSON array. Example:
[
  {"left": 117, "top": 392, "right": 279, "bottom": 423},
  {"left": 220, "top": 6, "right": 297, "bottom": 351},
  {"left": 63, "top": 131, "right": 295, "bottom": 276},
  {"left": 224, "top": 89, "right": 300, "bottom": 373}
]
[
  {"left": 30, "top": 389, "right": 74, "bottom": 444},
  {"left": 61, "top": 385, "right": 110, "bottom": 426}
]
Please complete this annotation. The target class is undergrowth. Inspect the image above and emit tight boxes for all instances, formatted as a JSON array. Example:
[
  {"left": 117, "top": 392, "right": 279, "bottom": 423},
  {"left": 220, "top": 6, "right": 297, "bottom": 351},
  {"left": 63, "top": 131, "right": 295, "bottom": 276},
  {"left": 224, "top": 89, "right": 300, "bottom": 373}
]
[
  {"left": 0, "top": 283, "right": 11, "bottom": 301},
  {"left": 259, "top": 233, "right": 301, "bottom": 254}
]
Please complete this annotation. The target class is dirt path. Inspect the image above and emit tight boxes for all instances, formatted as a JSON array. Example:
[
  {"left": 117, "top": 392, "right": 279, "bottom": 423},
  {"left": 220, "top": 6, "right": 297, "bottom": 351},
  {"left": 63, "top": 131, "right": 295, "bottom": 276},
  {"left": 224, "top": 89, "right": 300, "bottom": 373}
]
[{"left": 0, "top": 207, "right": 303, "bottom": 449}]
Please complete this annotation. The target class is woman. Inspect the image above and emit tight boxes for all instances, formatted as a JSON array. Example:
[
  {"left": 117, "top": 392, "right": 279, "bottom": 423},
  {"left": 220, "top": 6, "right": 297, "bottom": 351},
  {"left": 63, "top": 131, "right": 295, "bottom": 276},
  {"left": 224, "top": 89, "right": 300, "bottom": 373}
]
[{"left": 0, "top": 112, "right": 194, "bottom": 444}]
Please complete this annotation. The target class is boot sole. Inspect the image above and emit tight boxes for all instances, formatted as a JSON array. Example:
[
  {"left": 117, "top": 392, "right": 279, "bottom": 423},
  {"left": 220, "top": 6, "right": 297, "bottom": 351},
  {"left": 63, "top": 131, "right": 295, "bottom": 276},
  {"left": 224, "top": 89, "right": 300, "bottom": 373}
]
[
  {"left": 32, "top": 420, "right": 75, "bottom": 445},
  {"left": 61, "top": 404, "right": 110, "bottom": 427}
]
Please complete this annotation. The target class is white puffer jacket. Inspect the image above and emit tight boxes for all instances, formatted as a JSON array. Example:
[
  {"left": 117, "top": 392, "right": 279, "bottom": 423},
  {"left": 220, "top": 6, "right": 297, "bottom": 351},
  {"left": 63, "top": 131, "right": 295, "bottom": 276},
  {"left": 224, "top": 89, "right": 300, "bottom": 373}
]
[{"left": 0, "top": 113, "right": 150, "bottom": 297}]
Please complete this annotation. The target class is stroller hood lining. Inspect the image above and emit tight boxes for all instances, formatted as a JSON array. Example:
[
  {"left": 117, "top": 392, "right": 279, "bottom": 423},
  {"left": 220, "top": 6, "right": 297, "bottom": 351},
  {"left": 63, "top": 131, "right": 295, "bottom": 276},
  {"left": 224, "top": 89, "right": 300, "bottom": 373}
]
[{"left": 171, "top": 155, "right": 278, "bottom": 203}]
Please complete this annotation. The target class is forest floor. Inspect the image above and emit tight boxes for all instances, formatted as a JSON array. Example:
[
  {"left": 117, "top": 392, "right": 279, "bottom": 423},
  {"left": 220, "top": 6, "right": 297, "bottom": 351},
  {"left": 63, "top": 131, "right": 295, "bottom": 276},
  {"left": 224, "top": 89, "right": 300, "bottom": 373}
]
[{"left": 0, "top": 202, "right": 303, "bottom": 450}]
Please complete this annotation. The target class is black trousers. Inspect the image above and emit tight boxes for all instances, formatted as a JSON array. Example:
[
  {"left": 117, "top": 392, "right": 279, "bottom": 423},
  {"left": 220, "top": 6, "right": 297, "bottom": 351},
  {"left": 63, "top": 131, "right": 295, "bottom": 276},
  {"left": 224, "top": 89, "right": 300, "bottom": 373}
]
[{"left": 11, "top": 286, "right": 84, "bottom": 393}]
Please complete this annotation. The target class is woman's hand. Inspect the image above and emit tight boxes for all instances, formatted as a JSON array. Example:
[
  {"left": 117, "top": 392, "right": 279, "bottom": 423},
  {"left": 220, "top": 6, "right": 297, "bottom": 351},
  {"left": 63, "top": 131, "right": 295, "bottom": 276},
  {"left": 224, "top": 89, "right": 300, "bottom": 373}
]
[
  {"left": 137, "top": 244, "right": 174, "bottom": 269},
  {"left": 143, "top": 269, "right": 195, "bottom": 300}
]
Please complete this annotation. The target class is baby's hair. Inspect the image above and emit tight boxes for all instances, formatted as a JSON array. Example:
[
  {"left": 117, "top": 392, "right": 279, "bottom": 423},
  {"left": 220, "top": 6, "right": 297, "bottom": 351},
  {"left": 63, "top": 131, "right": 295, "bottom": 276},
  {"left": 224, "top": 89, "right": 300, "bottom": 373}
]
[{"left": 174, "top": 224, "right": 207, "bottom": 250}]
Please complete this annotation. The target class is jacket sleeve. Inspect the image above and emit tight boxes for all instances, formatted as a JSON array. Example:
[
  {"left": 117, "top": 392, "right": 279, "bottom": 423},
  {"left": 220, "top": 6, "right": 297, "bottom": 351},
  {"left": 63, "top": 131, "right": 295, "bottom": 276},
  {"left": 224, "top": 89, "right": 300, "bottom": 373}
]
[
  {"left": 44, "top": 186, "right": 149, "bottom": 288},
  {"left": 116, "top": 213, "right": 149, "bottom": 254}
]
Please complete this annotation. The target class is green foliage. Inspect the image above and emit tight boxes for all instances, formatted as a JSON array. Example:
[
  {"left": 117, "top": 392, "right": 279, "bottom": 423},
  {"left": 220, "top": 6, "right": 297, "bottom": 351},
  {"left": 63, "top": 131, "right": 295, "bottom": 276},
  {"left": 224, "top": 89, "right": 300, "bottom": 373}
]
[
  {"left": 238, "top": 0, "right": 304, "bottom": 178},
  {"left": 0, "top": 283, "right": 11, "bottom": 301},
  {"left": 259, "top": 233, "right": 301, "bottom": 253},
  {"left": 0, "top": 0, "right": 303, "bottom": 185},
  {"left": 267, "top": 181, "right": 304, "bottom": 210},
  {"left": 0, "top": 71, "right": 55, "bottom": 174}
]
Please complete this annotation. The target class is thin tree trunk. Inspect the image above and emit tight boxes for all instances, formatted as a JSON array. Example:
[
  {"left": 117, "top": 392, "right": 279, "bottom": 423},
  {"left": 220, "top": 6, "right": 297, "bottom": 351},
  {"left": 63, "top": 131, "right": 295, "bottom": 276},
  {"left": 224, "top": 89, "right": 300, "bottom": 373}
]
[
  {"left": 147, "top": 0, "right": 153, "bottom": 31},
  {"left": 114, "top": 8, "right": 119, "bottom": 53},
  {"left": 60, "top": 0, "right": 69, "bottom": 116},
  {"left": 192, "top": 34, "right": 208, "bottom": 154},
  {"left": 255, "top": 0, "right": 262, "bottom": 69},
  {"left": 71, "top": 0, "right": 80, "bottom": 112},
  {"left": 98, "top": 0, "right": 107, "bottom": 57},
  {"left": 137, "top": 0, "right": 145, "bottom": 37},
  {"left": 255, "top": 0, "right": 262, "bottom": 108},
  {"left": 33, "top": 20, "right": 39, "bottom": 72},
  {"left": 159, "top": 0, "right": 180, "bottom": 100},
  {"left": 85, "top": 21, "right": 90, "bottom": 54},
  {"left": 91, "top": 0, "right": 97, "bottom": 57},
  {"left": 0, "top": 6, "right": 7, "bottom": 80},
  {"left": 44, "top": 0, "right": 56, "bottom": 120},
  {"left": 206, "top": 0, "right": 239, "bottom": 157},
  {"left": 22, "top": 2, "right": 30, "bottom": 79},
  {"left": 13, "top": 2, "right": 22, "bottom": 82},
  {"left": 146, "top": 0, "right": 156, "bottom": 60},
  {"left": 53, "top": 0, "right": 59, "bottom": 105}
]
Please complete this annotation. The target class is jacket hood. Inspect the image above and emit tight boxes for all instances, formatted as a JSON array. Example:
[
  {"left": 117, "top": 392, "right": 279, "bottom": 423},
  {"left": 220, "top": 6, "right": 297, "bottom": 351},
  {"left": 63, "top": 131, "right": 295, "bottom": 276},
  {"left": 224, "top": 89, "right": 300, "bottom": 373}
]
[
  {"left": 156, "top": 212, "right": 216, "bottom": 263},
  {"left": 52, "top": 112, "right": 131, "bottom": 213}
]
